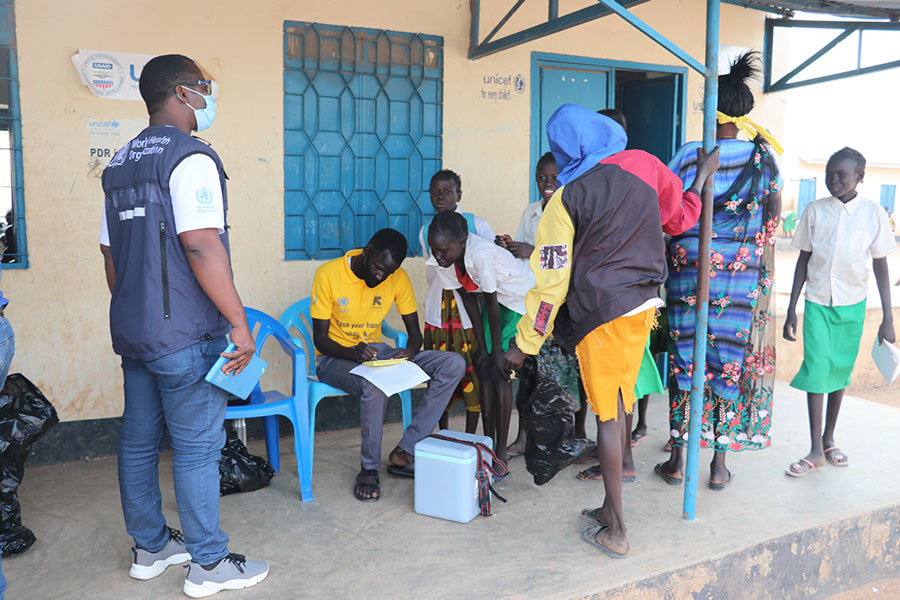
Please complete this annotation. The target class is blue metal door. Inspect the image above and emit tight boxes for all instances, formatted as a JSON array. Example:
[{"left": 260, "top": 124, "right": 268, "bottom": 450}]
[
  {"left": 539, "top": 67, "right": 609, "bottom": 156},
  {"left": 880, "top": 184, "right": 896, "bottom": 213},
  {"left": 798, "top": 178, "right": 816, "bottom": 215},
  {"left": 532, "top": 61, "right": 609, "bottom": 203},
  {"left": 283, "top": 22, "right": 443, "bottom": 259},
  {"left": 620, "top": 75, "right": 678, "bottom": 163}
]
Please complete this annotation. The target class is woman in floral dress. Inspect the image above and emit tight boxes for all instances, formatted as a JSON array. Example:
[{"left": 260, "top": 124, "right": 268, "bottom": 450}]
[{"left": 655, "top": 51, "right": 782, "bottom": 490}]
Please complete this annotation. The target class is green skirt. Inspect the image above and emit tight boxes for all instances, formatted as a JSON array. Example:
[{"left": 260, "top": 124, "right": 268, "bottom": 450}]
[
  {"left": 790, "top": 300, "right": 866, "bottom": 394},
  {"left": 634, "top": 337, "right": 664, "bottom": 398},
  {"left": 482, "top": 304, "right": 523, "bottom": 354}
]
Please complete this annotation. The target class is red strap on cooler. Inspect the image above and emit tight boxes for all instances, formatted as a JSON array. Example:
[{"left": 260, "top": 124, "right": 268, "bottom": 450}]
[{"left": 428, "top": 434, "right": 509, "bottom": 516}]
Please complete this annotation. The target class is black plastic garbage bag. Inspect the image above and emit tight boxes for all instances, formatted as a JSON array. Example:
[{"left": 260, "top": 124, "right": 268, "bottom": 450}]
[
  {"left": 219, "top": 430, "right": 275, "bottom": 496},
  {"left": 0, "top": 374, "right": 59, "bottom": 556},
  {"left": 520, "top": 341, "right": 592, "bottom": 486}
]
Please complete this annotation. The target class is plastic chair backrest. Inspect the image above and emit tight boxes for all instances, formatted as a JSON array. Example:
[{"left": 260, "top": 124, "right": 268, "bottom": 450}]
[
  {"left": 244, "top": 307, "right": 304, "bottom": 397},
  {"left": 245, "top": 307, "right": 298, "bottom": 358},
  {"left": 279, "top": 298, "right": 318, "bottom": 376}
]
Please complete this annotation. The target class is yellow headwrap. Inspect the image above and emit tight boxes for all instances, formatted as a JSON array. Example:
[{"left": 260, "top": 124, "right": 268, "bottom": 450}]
[{"left": 716, "top": 111, "right": 784, "bottom": 155}]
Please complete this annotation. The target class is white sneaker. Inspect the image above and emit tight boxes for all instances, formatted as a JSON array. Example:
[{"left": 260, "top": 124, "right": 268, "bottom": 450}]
[
  {"left": 183, "top": 553, "right": 269, "bottom": 598},
  {"left": 129, "top": 527, "right": 191, "bottom": 580}
]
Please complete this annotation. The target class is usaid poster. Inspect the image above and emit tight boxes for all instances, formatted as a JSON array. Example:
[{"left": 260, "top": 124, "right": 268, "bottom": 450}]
[{"left": 71, "top": 50, "right": 153, "bottom": 101}]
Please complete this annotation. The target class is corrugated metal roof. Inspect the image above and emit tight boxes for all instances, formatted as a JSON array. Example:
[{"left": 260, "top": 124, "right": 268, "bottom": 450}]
[{"left": 724, "top": 0, "right": 900, "bottom": 18}]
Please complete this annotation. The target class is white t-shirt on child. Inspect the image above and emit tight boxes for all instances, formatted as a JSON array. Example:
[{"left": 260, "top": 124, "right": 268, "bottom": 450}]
[
  {"left": 514, "top": 201, "right": 543, "bottom": 246},
  {"left": 426, "top": 233, "right": 535, "bottom": 315},
  {"left": 792, "top": 195, "right": 897, "bottom": 306}
]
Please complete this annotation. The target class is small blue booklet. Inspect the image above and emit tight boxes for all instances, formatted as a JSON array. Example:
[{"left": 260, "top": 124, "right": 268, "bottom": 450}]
[{"left": 204, "top": 342, "right": 268, "bottom": 399}]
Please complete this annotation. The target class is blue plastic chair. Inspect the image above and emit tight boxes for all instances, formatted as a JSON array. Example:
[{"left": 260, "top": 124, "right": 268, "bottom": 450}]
[
  {"left": 224, "top": 307, "right": 313, "bottom": 502},
  {"left": 278, "top": 298, "right": 413, "bottom": 483}
]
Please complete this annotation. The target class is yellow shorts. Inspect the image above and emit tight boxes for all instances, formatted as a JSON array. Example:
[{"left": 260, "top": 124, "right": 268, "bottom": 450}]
[{"left": 575, "top": 308, "right": 655, "bottom": 422}]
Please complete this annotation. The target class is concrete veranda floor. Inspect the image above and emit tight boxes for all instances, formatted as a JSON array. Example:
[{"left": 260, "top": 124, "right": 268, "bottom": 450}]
[{"left": 6, "top": 381, "right": 900, "bottom": 600}]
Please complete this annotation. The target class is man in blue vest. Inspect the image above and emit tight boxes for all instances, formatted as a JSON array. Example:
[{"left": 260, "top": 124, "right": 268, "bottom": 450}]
[{"left": 100, "top": 54, "right": 267, "bottom": 598}]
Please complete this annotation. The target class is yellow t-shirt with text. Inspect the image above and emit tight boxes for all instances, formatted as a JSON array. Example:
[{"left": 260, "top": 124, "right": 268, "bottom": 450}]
[{"left": 310, "top": 249, "right": 417, "bottom": 350}]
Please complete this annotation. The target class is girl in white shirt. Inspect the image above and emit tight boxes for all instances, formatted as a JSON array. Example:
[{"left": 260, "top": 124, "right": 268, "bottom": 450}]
[
  {"left": 428, "top": 211, "right": 535, "bottom": 463},
  {"left": 420, "top": 169, "right": 495, "bottom": 435},
  {"left": 784, "top": 147, "right": 896, "bottom": 477},
  {"left": 495, "top": 151, "right": 558, "bottom": 260}
]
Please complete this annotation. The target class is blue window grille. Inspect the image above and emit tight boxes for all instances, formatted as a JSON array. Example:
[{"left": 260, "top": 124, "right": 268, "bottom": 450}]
[
  {"left": 0, "top": 1, "right": 25, "bottom": 267},
  {"left": 283, "top": 21, "right": 443, "bottom": 260}
]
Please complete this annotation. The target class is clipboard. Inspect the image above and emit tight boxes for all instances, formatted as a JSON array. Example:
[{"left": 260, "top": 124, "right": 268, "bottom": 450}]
[
  {"left": 361, "top": 358, "right": 409, "bottom": 367},
  {"left": 205, "top": 342, "right": 268, "bottom": 399}
]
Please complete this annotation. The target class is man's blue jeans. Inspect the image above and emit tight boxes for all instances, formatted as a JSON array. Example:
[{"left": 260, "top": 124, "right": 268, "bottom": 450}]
[
  {"left": 0, "top": 316, "right": 14, "bottom": 600},
  {"left": 118, "top": 337, "right": 229, "bottom": 566}
]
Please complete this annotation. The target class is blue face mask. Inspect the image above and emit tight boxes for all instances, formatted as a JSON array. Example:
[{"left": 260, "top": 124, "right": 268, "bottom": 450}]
[{"left": 183, "top": 87, "right": 217, "bottom": 132}]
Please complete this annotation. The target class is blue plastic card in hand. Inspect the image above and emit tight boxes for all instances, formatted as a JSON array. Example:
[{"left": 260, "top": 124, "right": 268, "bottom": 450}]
[{"left": 204, "top": 343, "right": 268, "bottom": 399}]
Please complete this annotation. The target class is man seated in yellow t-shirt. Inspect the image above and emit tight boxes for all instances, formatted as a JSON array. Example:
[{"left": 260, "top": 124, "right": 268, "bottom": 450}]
[{"left": 311, "top": 228, "right": 465, "bottom": 502}]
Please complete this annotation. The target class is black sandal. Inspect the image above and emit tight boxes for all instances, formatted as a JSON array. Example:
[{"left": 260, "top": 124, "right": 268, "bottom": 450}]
[{"left": 354, "top": 469, "right": 380, "bottom": 502}]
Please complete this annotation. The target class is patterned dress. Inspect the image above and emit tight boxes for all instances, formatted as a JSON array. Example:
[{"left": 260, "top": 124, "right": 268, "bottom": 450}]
[
  {"left": 666, "top": 138, "right": 780, "bottom": 452},
  {"left": 424, "top": 291, "right": 481, "bottom": 412}
]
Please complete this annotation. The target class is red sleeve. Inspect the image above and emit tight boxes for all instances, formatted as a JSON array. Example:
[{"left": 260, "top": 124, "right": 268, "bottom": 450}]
[
  {"left": 656, "top": 159, "right": 700, "bottom": 236},
  {"left": 600, "top": 150, "right": 701, "bottom": 236}
]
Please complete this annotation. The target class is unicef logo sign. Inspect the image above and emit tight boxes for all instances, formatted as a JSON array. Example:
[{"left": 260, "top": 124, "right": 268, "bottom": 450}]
[
  {"left": 514, "top": 74, "right": 526, "bottom": 93},
  {"left": 81, "top": 53, "right": 125, "bottom": 97}
]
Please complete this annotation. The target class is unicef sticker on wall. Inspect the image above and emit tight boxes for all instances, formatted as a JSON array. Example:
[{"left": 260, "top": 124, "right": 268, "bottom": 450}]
[
  {"left": 71, "top": 49, "right": 154, "bottom": 101},
  {"left": 514, "top": 74, "right": 526, "bottom": 93}
]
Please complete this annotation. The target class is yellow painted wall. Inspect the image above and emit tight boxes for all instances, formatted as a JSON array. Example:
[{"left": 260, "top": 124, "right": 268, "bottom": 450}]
[
  {"left": 780, "top": 159, "right": 900, "bottom": 214},
  {"left": 6, "top": 0, "right": 780, "bottom": 421}
]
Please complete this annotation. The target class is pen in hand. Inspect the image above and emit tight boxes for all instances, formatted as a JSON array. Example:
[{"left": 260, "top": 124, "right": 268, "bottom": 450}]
[{"left": 357, "top": 331, "right": 377, "bottom": 363}]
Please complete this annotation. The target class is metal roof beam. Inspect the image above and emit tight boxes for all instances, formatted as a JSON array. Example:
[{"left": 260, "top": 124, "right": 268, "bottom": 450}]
[
  {"left": 481, "top": 0, "right": 526, "bottom": 46},
  {"left": 468, "top": 0, "right": 650, "bottom": 59},
  {"left": 771, "top": 58, "right": 900, "bottom": 90},
  {"left": 723, "top": 0, "right": 900, "bottom": 20},
  {"left": 595, "top": 0, "right": 706, "bottom": 73},
  {"left": 764, "top": 17, "right": 900, "bottom": 92}
]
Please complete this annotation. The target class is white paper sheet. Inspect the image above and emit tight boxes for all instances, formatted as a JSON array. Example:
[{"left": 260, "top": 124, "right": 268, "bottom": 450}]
[
  {"left": 350, "top": 361, "right": 431, "bottom": 397},
  {"left": 872, "top": 338, "right": 900, "bottom": 384}
]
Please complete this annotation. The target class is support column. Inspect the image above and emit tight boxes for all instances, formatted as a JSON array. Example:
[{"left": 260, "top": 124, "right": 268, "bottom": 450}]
[{"left": 683, "top": 0, "right": 719, "bottom": 521}]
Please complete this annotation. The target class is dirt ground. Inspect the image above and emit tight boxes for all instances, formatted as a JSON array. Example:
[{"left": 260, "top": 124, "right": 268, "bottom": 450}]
[
  {"left": 828, "top": 579, "right": 900, "bottom": 600},
  {"left": 822, "top": 389, "right": 899, "bottom": 600},
  {"left": 849, "top": 385, "right": 900, "bottom": 409}
]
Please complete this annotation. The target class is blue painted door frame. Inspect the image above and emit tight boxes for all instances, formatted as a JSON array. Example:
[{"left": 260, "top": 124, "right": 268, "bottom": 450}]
[{"left": 529, "top": 52, "right": 687, "bottom": 204}]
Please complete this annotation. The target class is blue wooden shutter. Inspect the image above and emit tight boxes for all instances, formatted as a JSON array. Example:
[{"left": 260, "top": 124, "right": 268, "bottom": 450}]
[
  {"left": 880, "top": 184, "right": 896, "bottom": 213},
  {"left": 798, "top": 178, "right": 816, "bottom": 216},
  {"left": 283, "top": 22, "right": 443, "bottom": 259}
]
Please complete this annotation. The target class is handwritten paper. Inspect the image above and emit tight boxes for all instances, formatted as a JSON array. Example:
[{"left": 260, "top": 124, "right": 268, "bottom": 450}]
[{"left": 350, "top": 361, "right": 430, "bottom": 397}]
